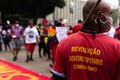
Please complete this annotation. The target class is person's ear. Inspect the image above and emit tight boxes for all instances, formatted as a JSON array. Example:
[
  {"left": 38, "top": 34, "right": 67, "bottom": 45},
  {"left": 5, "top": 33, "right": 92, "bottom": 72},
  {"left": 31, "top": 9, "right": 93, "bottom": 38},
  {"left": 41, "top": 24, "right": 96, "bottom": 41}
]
[{"left": 98, "top": 12, "right": 107, "bottom": 24}]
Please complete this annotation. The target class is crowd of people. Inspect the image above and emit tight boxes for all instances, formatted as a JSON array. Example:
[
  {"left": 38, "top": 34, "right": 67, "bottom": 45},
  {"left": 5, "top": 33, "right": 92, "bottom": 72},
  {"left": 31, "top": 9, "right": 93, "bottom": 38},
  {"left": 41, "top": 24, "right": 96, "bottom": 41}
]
[
  {"left": 0, "top": 18, "right": 83, "bottom": 63},
  {"left": 0, "top": 0, "right": 120, "bottom": 79}
]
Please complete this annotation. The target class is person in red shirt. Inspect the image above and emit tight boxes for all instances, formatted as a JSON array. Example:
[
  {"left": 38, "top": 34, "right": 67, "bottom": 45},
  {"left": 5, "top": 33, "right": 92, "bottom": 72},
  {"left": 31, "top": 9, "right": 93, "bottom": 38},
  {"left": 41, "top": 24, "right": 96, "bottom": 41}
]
[
  {"left": 49, "top": 20, "right": 61, "bottom": 67},
  {"left": 50, "top": 0, "right": 120, "bottom": 80},
  {"left": 115, "top": 23, "right": 120, "bottom": 40},
  {"left": 72, "top": 23, "right": 82, "bottom": 33}
]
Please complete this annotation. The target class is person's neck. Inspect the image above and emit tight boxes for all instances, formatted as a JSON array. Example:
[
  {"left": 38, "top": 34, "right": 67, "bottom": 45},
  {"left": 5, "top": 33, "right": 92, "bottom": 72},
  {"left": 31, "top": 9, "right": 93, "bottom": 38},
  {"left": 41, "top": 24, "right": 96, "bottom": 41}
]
[
  {"left": 81, "top": 29, "right": 97, "bottom": 34},
  {"left": 81, "top": 26, "right": 98, "bottom": 34}
]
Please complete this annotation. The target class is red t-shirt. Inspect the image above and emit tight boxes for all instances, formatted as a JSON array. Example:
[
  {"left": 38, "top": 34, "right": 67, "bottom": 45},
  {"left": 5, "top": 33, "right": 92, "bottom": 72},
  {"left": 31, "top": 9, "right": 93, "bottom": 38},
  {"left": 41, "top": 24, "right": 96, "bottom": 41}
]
[
  {"left": 115, "top": 27, "right": 120, "bottom": 40},
  {"left": 72, "top": 24, "right": 82, "bottom": 33},
  {"left": 51, "top": 32, "right": 120, "bottom": 80}
]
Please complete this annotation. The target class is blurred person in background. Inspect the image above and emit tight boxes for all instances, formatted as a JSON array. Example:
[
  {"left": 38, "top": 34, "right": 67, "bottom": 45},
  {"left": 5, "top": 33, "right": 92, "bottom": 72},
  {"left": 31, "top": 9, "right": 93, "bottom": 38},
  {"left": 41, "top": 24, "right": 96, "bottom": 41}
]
[
  {"left": 37, "top": 24, "right": 46, "bottom": 58},
  {"left": 10, "top": 22, "right": 23, "bottom": 61},
  {"left": 23, "top": 22, "right": 40, "bottom": 62},
  {"left": 115, "top": 22, "right": 120, "bottom": 40}
]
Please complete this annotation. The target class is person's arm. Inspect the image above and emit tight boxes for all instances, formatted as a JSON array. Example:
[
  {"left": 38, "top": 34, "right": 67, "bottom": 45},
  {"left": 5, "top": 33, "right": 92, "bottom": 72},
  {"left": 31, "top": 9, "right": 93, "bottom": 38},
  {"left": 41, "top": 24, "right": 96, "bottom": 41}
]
[
  {"left": 23, "top": 28, "right": 27, "bottom": 44},
  {"left": 36, "top": 35, "right": 40, "bottom": 43},
  {"left": 50, "top": 39, "right": 66, "bottom": 80},
  {"left": 35, "top": 28, "right": 40, "bottom": 43}
]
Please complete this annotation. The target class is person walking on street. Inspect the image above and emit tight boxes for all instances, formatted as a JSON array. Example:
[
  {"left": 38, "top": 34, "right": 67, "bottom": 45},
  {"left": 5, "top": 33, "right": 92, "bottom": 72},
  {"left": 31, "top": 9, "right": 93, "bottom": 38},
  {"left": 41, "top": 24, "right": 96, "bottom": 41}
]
[
  {"left": 23, "top": 23, "right": 40, "bottom": 62},
  {"left": 37, "top": 24, "right": 46, "bottom": 58},
  {"left": 50, "top": 0, "right": 120, "bottom": 80},
  {"left": 0, "top": 33, "right": 3, "bottom": 52},
  {"left": 10, "top": 22, "right": 23, "bottom": 61},
  {"left": 2, "top": 30, "right": 11, "bottom": 51}
]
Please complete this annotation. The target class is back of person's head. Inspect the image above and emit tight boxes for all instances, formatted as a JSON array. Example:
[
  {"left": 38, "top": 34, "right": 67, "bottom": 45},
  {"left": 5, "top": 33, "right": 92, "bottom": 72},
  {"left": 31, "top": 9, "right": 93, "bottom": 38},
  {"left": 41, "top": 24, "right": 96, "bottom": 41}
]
[
  {"left": 29, "top": 23, "right": 34, "bottom": 28},
  {"left": 72, "top": 24, "right": 82, "bottom": 33},
  {"left": 78, "top": 20, "right": 83, "bottom": 24},
  {"left": 82, "top": 0, "right": 112, "bottom": 33},
  {"left": 54, "top": 20, "right": 62, "bottom": 26}
]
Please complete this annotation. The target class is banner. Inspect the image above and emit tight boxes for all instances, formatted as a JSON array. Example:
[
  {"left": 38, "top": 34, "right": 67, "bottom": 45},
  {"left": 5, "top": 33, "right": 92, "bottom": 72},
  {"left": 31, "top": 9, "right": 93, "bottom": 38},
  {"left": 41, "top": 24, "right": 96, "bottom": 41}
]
[
  {"left": 56, "top": 27, "right": 68, "bottom": 42},
  {"left": 0, "top": 60, "right": 50, "bottom": 80}
]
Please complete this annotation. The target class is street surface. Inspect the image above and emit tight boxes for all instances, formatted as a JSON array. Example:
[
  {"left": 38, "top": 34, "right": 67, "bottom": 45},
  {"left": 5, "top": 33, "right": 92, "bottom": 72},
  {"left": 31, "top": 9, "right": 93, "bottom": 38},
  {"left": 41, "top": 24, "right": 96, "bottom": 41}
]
[{"left": 0, "top": 45, "right": 52, "bottom": 78}]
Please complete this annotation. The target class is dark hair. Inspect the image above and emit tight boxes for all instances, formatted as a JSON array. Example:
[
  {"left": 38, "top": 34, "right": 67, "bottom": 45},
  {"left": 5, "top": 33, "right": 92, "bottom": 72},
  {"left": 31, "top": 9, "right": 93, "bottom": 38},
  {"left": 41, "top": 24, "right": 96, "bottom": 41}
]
[
  {"left": 54, "top": 20, "right": 62, "bottom": 26},
  {"left": 78, "top": 20, "right": 83, "bottom": 23}
]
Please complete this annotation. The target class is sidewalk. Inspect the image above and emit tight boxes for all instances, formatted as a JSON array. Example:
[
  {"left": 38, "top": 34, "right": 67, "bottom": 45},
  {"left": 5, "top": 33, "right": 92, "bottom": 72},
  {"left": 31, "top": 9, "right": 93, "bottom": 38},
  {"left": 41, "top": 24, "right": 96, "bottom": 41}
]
[{"left": 0, "top": 45, "right": 52, "bottom": 78}]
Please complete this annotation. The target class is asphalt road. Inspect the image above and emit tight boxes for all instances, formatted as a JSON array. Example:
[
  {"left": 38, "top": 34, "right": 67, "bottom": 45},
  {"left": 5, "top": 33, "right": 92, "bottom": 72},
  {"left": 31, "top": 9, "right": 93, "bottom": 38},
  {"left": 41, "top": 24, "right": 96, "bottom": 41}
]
[{"left": 0, "top": 45, "right": 52, "bottom": 78}]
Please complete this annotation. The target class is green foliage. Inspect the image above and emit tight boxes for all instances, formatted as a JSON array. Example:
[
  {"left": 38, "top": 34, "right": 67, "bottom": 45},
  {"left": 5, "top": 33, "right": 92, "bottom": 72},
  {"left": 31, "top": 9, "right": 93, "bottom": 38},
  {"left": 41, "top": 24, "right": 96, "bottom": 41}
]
[
  {"left": 111, "top": 10, "right": 119, "bottom": 25},
  {"left": 35, "top": 0, "right": 66, "bottom": 18},
  {"left": 56, "top": 0, "right": 66, "bottom": 8},
  {"left": 0, "top": 0, "right": 66, "bottom": 19}
]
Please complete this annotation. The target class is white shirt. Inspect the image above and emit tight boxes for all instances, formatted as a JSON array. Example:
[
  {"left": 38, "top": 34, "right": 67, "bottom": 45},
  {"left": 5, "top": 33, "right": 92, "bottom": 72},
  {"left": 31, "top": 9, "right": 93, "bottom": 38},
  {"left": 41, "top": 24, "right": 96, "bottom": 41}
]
[
  {"left": 104, "top": 27, "right": 115, "bottom": 38},
  {"left": 23, "top": 26, "right": 38, "bottom": 43}
]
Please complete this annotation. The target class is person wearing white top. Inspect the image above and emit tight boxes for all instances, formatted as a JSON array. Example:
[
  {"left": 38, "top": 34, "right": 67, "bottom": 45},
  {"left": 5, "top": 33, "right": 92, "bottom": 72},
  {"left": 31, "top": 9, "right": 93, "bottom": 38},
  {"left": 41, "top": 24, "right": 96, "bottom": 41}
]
[{"left": 23, "top": 23, "right": 40, "bottom": 62}]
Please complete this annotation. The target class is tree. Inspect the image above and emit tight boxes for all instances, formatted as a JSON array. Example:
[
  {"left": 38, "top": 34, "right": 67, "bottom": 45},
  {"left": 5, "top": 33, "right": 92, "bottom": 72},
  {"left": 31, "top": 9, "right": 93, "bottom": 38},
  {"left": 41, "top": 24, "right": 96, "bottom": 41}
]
[
  {"left": 111, "top": 9, "right": 119, "bottom": 25},
  {"left": 35, "top": 0, "right": 66, "bottom": 18},
  {"left": 0, "top": 0, "right": 66, "bottom": 24}
]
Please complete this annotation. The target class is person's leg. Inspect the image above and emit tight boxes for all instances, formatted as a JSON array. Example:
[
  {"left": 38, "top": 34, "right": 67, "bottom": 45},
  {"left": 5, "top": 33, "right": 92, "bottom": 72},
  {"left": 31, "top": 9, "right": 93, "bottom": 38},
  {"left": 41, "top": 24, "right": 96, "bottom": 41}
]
[
  {"left": 13, "top": 39, "right": 21, "bottom": 61},
  {"left": 30, "top": 51, "right": 34, "bottom": 60},
  {"left": 46, "top": 45, "right": 51, "bottom": 59},
  {"left": 11, "top": 39, "right": 17, "bottom": 61},
  {"left": 26, "top": 50, "right": 30, "bottom": 62},
  {"left": 43, "top": 42, "right": 46, "bottom": 56},
  {"left": 25, "top": 43, "right": 31, "bottom": 62},
  {"left": 6, "top": 39, "right": 11, "bottom": 50},
  {"left": 29, "top": 43, "right": 36, "bottom": 61},
  {"left": 5, "top": 43, "right": 7, "bottom": 51},
  {"left": 0, "top": 42, "right": 2, "bottom": 51},
  {"left": 12, "top": 48, "right": 18, "bottom": 61},
  {"left": 8, "top": 43, "right": 11, "bottom": 50},
  {"left": 38, "top": 42, "right": 42, "bottom": 58},
  {"left": 4, "top": 38, "right": 7, "bottom": 51}
]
